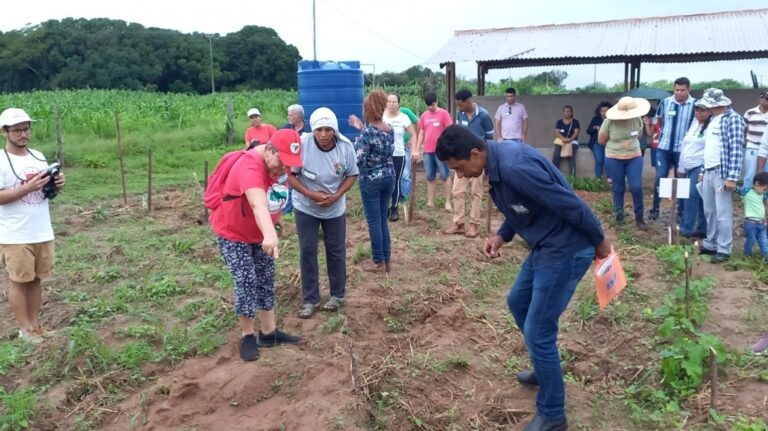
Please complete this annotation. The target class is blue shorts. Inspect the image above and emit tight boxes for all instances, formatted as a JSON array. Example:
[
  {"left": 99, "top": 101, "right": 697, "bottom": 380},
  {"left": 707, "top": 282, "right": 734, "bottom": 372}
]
[{"left": 423, "top": 153, "right": 450, "bottom": 181}]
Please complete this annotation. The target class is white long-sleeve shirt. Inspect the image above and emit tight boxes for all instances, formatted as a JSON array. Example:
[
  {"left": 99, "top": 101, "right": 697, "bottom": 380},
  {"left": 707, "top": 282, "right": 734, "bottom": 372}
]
[{"left": 678, "top": 120, "right": 707, "bottom": 174}]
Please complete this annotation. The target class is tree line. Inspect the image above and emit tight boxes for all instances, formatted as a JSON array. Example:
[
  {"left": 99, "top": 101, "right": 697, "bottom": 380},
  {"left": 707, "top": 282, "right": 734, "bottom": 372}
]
[{"left": 0, "top": 18, "right": 301, "bottom": 94}]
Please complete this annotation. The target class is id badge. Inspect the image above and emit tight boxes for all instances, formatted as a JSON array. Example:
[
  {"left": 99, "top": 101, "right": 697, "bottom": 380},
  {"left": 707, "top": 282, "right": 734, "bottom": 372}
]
[
  {"left": 510, "top": 203, "right": 529, "bottom": 215},
  {"left": 461, "top": 120, "right": 469, "bottom": 126},
  {"left": 303, "top": 169, "right": 317, "bottom": 181},
  {"left": 630, "top": 130, "right": 639, "bottom": 137},
  {"left": 668, "top": 110, "right": 676, "bottom": 116}
]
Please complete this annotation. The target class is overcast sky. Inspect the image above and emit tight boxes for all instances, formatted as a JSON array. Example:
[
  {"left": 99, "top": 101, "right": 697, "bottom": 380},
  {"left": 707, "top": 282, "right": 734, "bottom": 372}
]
[{"left": 2, "top": 0, "right": 766, "bottom": 89}]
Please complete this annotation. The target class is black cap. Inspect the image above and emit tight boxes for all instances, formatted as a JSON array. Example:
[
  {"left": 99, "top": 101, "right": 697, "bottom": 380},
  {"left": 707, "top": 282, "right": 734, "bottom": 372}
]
[{"left": 760, "top": 91, "right": 767, "bottom": 98}]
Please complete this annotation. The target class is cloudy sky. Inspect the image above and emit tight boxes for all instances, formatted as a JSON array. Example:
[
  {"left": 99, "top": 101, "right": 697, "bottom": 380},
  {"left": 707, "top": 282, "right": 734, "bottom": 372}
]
[{"left": 2, "top": 0, "right": 766, "bottom": 89}]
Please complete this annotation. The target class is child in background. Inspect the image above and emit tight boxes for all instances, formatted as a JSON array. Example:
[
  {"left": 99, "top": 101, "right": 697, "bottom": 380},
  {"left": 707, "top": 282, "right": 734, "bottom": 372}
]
[{"left": 738, "top": 172, "right": 768, "bottom": 260}]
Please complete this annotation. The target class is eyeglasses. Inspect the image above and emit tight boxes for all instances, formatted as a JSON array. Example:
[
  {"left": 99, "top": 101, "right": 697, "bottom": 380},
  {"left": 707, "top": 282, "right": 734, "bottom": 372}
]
[{"left": 7, "top": 127, "right": 31, "bottom": 136}]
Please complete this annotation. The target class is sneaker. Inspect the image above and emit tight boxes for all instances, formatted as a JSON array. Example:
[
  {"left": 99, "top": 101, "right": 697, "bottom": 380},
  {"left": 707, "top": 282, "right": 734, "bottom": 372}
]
[
  {"left": 752, "top": 333, "right": 768, "bottom": 354},
  {"left": 710, "top": 253, "right": 730, "bottom": 264},
  {"left": 444, "top": 222, "right": 465, "bottom": 235},
  {"left": 464, "top": 223, "right": 479, "bottom": 238},
  {"left": 385, "top": 260, "right": 392, "bottom": 273},
  {"left": 615, "top": 212, "right": 625, "bottom": 225},
  {"left": 388, "top": 208, "right": 399, "bottom": 222},
  {"left": 298, "top": 303, "right": 318, "bottom": 319},
  {"left": 321, "top": 296, "right": 344, "bottom": 312},
  {"left": 516, "top": 369, "right": 539, "bottom": 386},
  {"left": 699, "top": 247, "right": 717, "bottom": 256},
  {"left": 258, "top": 329, "right": 302, "bottom": 347},
  {"left": 649, "top": 209, "right": 659, "bottom": 221},
  {"left": 522, "top": 414, "right": 567, "bottom": 431},
  {"left": 18, "top": 329, "right": 44, "bottom": 344},
  {"left": 635, "top": 220, "right": 649, "bottom": 231},
  {"left": 364, "top": 261, "right": 387, "bottom": 273},
  {"left": 691, "top": 231, "right": 707, "bottom": 239},
  {"left": 240, "top": 334, "right": 260, "bottom": 361}
]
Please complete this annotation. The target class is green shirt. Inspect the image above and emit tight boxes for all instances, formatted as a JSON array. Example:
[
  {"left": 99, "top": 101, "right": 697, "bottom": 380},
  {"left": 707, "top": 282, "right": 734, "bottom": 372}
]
[
  {"left": 600, "top": 117, "right": 643, "bottom": 159},
  {"left": 400, "top": 107, "right": 419, "bottom": 145},
  {"left": 742, "top": 188, "right": 768, "bottom": 220}
]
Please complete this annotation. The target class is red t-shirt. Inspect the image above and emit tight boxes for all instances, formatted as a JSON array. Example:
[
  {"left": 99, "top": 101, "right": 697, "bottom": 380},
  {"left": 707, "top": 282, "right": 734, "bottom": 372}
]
[
  {"left": 210, "top": 151, "right": 287, "bottom": 243},
  {"left": 244, "top": 125, "right": 277, "bottom": 147},
  {"left": 418, "top": 108, "right": 452, "bottom": 153}
]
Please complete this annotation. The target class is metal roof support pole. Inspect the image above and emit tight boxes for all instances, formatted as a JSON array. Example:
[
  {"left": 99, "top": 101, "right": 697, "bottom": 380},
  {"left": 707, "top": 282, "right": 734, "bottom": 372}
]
[
  {"left": 634, "top": 61, "right": 642, "bottom": 88},
  {"left": 630, "top": 63, "right": 636, "bottom": 90},
  {"left": 477, "top": 63, "right": 486, "bottom": 96},
  {"left": 623, "top": 62, "right": 630, "bottom": 92},
  {"left": 446, "top": 62, "right": 456, "bottom": 119}
]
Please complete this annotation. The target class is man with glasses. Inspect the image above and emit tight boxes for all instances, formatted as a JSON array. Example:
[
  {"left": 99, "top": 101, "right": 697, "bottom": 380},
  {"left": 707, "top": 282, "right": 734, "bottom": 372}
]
[
  {"left": 0, "top": 108, "right": 65, "bottom": 341},
  {"left": 494, "top": 87, "right": 528, "bottom": 143}
]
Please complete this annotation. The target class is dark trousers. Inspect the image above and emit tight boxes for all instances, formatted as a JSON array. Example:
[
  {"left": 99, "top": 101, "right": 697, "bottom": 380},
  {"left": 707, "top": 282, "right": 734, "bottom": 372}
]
[
  {"left": 390, "top": 156, "right": 405, "bottom": 211},
  {"left": 551, "top": 144, "right": 579, "bottom": 177},
  {"left": 359, "top": 176, "right": 395, "bottom": 263},
  {"left": 295, "top": 210, "right": 347, "bottom": 304},
  {"left": 652, "top": 149, "right": 683, "bottom": 217}
]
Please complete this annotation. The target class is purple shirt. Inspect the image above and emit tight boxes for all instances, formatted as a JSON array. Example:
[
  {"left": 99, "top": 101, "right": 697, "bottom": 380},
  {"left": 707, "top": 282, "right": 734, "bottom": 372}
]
[{"left": 495, "top": 102, "right": 528, "bottom": 140}]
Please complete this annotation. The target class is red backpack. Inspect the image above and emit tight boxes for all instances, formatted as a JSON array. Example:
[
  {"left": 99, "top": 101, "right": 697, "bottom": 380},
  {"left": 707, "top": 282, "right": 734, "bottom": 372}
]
[{"left": 203, "top": 150, "right": 248, "bottom": 210}]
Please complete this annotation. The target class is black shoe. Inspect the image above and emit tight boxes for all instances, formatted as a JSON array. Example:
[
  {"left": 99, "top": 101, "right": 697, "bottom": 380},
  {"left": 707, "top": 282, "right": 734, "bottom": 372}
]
[
  {"left": 389, "top": 207, "right": 399, "bottom": 222},
  {"left": 635, "top": 217, "right": 649, "bottom": 231},
  {"left": 615, "top": 212, "right": 625, "bottom": 225},
  {"left": 699, "top": 247, "right": 717, "bottom": 256},
  {"left": 691, "top": 231, "right": 707, "bottom": 239},
  {"left": 517, "top": 369, "right": 539, "bottom": 386},
  {"left": 257, "top": 329, "right": 302, "bottom": 347},
  {"left": 240, "top": 334, "right": 260, "bottom": 361},
  {"left": 523, "top": 414, "right": 568, "bottom": 431},
  {"left": 649, "top": 209, "right": 659, "bottom": 221},
  {"left": 710, "top": 253, "right": 730, "bottom": 264}
]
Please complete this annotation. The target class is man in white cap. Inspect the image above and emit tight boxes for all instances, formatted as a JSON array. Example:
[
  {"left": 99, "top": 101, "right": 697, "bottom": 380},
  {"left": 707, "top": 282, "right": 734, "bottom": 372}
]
[
  {"left": 698, "top": 89, "right": 746, "bottom": 263},
  {"left": 244, "top": 108, "right": 276, "bottom": 149},
  {"left": 0, "top": 108, "right": 66, "bottom": 340},
  {"left": 287, "top": 107, "right": 358, "bottom": 318}
]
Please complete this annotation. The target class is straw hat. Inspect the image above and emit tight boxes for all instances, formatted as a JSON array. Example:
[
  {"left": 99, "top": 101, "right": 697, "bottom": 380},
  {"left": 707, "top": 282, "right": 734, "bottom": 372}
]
[{"left": 606, "top": 97, "right": 650, "bottom": 120}]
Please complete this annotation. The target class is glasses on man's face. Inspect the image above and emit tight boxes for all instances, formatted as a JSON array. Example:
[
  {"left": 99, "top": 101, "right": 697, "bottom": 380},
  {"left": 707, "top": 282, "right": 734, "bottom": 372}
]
[{"left": 7, "top": 127, "right": 31, "bottom": 136}]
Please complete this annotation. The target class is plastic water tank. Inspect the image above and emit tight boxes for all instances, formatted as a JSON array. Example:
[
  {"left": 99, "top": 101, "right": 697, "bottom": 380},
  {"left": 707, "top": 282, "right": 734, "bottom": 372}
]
[{"left": 298, "top": 60, "right": 364, "bottom": 141}]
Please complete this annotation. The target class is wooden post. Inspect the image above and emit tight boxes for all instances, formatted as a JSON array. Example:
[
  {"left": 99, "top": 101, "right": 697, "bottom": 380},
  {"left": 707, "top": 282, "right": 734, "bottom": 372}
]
[
  {"left": 684, "top": 251, "right": 690, "bottom": 320},
  {"left": 115, "top": 112, "right": 128, "bottom": 207},
  {"left": 203, "top": 160, "right": 209, "bottom": 219},
  {"left": 54, "top": 103, "right": 63, "bottom": 166},
  {"left": 670, "top": 178, "right": 679, "bottom": 245},
  {"left": 709, "top": 347, "right": 718, "bottom": 410},
  {"left": 226, "top": 99, "right": 235, "bottom": 146},
  {"left": 485, "top": 175, "right": 492, "bottom": 234},
  {"left": 406, "top": 170, "right": 415, "bottom": 224},
  {"left": 147, "top": 149, "right": 153, "bottom": 213}
]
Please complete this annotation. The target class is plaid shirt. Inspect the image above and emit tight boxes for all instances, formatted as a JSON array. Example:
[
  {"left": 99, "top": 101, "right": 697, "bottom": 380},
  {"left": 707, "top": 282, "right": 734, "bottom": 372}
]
[
  {"left": 354, "top": 125, "right": 394, "bottom": 181},
  {"left": 717, "top": 108, "right": 746, "bottom": 182},
  {"left": 656, "top": 95, "right": 696, "bottom": 152}
]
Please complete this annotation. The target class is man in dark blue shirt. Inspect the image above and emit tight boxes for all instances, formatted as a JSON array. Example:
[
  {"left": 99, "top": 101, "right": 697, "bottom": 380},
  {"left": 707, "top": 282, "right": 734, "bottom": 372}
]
[{"left": 436, "top": 125, "right": 611, "bottom": 431}]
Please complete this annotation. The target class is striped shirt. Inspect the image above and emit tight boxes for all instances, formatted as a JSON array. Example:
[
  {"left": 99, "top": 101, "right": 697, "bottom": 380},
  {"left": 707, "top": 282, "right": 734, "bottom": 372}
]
[
  {"left": 655, "top": 95, "right": 696, "bottom": 152},
  {"left": 744, "top": 105, "right": 768, "bottom": 148}
]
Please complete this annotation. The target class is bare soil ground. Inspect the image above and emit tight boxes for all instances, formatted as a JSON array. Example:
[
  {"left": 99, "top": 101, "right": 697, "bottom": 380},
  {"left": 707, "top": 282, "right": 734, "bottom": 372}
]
[{"left": 1, "top": 178, "right": 766, "bottom": 430}]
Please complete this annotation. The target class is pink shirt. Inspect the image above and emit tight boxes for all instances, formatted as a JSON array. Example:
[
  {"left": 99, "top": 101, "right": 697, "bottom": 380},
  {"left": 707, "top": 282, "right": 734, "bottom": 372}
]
[
  {"left": 494, "top": 103, "right": 528, "bottom": 140},
  {"left": 418, "top": 108, "right": 452, "bottom": 153}
]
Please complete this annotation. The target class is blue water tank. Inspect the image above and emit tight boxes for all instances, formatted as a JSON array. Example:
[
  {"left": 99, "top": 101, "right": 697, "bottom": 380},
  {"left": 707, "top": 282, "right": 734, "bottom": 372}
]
[{"left": 298, "top": 60, "right": 364, "bottom": 142}]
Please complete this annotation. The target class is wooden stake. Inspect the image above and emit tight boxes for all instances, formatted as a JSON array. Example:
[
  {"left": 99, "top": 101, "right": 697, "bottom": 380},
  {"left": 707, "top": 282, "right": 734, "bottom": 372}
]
[
  {"left": 226, "top": 99, "right": 235, "bottom": 146},
  {"left": 485, "top": 175, "right": 492, "bottom": 234},
  {"left": 203, "top": 160, "right": 209, "bottom": 219},
  {"left": 709, "top": 347, "right": 718, "bottom": 410},
  {"left": 147, "top": 149, "right": 153, "bottom": 213},
  {"left": 115, "top": 112, "right": 128, "bottom": 207},
  {"left": 684, "top": 251, "right": 690, "bottom": 320},
  {"left": 54, "top": 103, "right": 64, "bottom": 167},
  {"left": 670, "top": 178, "right": 679, "bottom": 245},
  {"left": 406, "top": 166, "right": 415, "bottom": 224}
]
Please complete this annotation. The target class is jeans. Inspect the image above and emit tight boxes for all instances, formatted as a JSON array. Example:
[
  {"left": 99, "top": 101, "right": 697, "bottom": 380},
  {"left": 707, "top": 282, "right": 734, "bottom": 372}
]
[
  {"left": 743, "top": 220, "right": 768, "bottom": 257},
  {"left": 592, "top": 144, "right": 606, "bottom": 178},
  {"left": 742, "top": 147, "right": 763, "bottom": 188},
  {"left": 359, "top": 176, "right": 395, "bottom": 263},
  {"left": 391, "top": 156, "right": 405, "bottom": 210},
  {"left": 701, "top": 170, "right": 734, "bottom": 254},
  {"left": 423, "top": 152, "right": 449, "bottom": 182},
  {"left": 681, "top": 166, "right": 707, "bottom": 236},
  {"left": 650, "top": 147, "right": 658, "bottom": 170},
  {"left": 507, "top": 246, "right": 595, "bottom": 420},
  {"left": 605, "top": 157, "right": 644, "bottom": 219},
  {"left": 294, "top": 210, "right": 347, "bottom": 304},
  {"left": 653, "top": 149, "right": 681, "bottom": 215},
  {"left": 401, "top": 149, "right": 412, "bottom": 200},
  {"left": 552, "top": 144, "right": 579, "bottom": 177}
]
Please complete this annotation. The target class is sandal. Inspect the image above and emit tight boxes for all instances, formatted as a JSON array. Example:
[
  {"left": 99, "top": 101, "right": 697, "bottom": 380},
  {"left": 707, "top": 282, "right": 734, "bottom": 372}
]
[
  {"left": 321, "top": 296, "right": 344, "bottom": 312},
  {"left": 298, "top": 303, "right": 318, "bottom": 319}
]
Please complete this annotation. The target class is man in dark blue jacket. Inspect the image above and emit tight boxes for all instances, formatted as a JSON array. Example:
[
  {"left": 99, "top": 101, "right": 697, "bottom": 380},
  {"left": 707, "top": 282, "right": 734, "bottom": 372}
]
[{"left": 436, "top": 125, "right": 611, "bottom": 431}]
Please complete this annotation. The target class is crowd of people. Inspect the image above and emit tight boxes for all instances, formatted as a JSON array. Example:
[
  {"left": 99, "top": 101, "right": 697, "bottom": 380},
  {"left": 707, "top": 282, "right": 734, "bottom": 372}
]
[{"left": 3, "top": 80, "right": 768, "bottom": 431}]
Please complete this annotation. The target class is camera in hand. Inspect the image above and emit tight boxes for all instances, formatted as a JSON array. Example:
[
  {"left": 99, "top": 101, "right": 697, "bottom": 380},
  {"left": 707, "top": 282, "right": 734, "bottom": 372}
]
[{"left": 42, "top": 162, "right": 60, "bottom": 200}]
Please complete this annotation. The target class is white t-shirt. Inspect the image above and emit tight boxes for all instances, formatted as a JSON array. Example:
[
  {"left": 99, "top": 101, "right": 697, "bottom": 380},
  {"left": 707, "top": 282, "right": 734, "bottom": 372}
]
[
  {"left": 383, "top": 111, "right": 412, "bottom": 157},
  {"left": 0, "top": 149, "right": 55, "bottom": 244},
  {"left": 703, "top": 114, "right": 723, "bottom": 170}
]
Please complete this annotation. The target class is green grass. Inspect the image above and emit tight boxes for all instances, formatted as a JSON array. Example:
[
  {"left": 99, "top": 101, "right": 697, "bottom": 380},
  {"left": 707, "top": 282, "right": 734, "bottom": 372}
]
[
  {"left": 0, "top": 387, "right": 37, "bottom": 430},
  {"left": 0, "top": 341, "right": 32, "bottom": 376}
]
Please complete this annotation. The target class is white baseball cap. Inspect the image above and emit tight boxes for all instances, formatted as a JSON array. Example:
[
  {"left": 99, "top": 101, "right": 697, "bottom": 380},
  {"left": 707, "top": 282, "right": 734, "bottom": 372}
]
[
  {"left": 247, "top": 108, "right": 261, "bottom": 118},
  {"left": 0, "top": 108, "right": 35, "bottom": 127}
]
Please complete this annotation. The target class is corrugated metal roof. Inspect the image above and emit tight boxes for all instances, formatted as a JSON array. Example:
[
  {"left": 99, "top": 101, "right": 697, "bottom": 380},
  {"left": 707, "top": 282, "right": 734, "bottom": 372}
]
[{"left": 426, "top": 9, "right": 768, "bottom": 64}]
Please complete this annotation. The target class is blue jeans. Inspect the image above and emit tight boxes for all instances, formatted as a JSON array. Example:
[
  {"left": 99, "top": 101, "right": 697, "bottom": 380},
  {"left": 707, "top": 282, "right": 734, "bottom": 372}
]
[
  {"left": 606, "top": 157, "right": 644, "bottom": 219},
  {"left": 742, "top": 147, "right": 765, "bottom": 188},
  {"left": 401, "top": 149, "right": 412, "bottom": 200},
  {"left": 650, "top": 147, "right": 658, "bottom": 170},
  {"left": 423, "top": 153, "right": 449, "bottom": 182},
  {"left": 652, "top": 149, "right": 681, "bottom": 214},
  {"left": 359, "top": 176, "right": 395, "bottom": 263},
  {"left": 592, "top": 144, "right": 606, "bottom": 178},
  {"left": 507, "top": 246, "right": 596, "bottom": 420},
  {"left": 744, "top": 220, "right": 768, "bottom": 257},
  {"left": 681, "top": 166, "right": 707, "bottom": 236}
]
